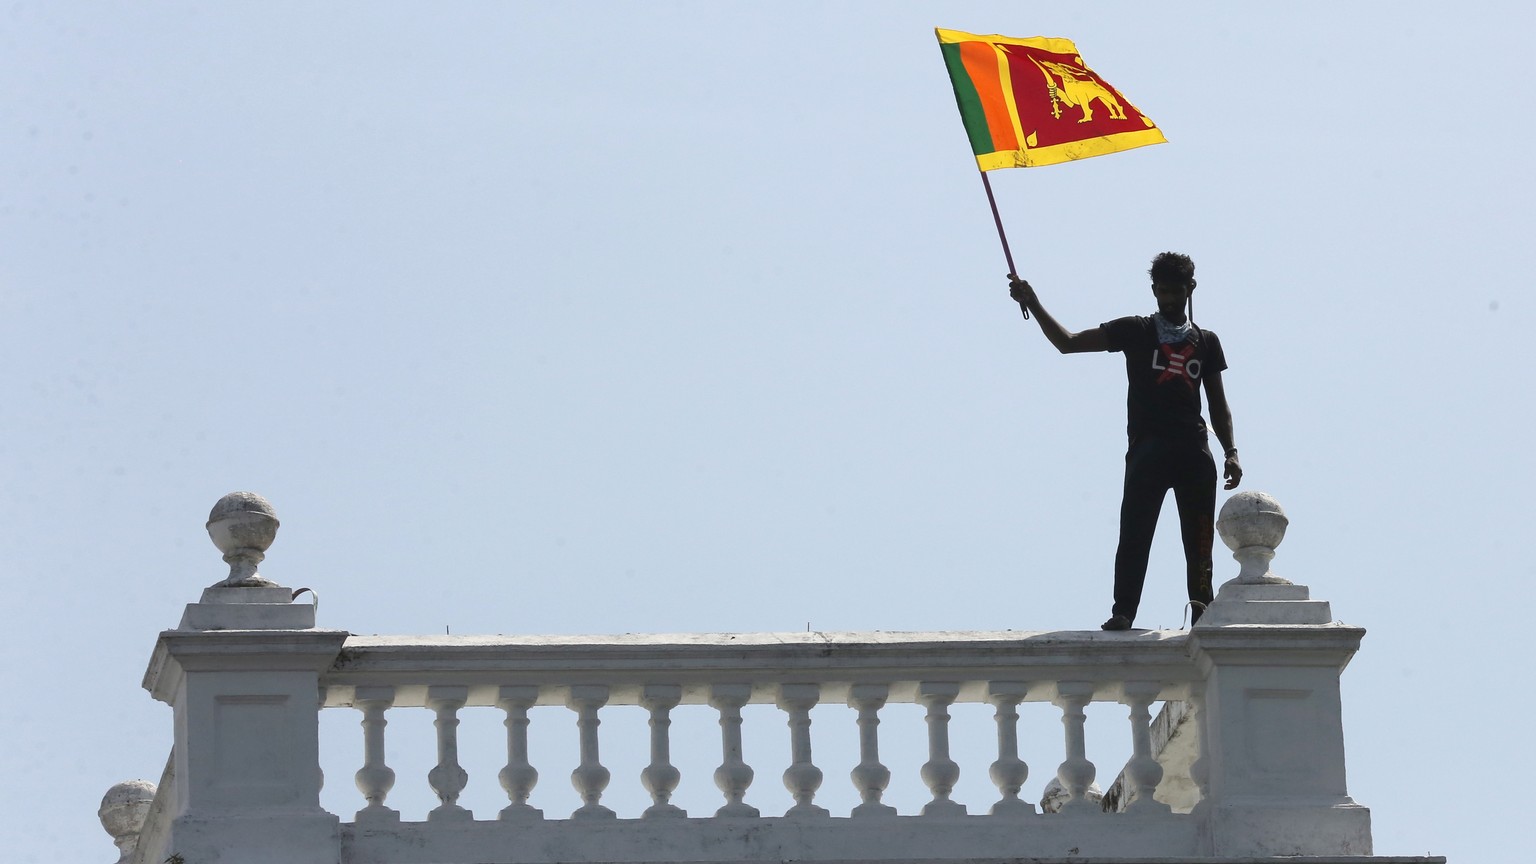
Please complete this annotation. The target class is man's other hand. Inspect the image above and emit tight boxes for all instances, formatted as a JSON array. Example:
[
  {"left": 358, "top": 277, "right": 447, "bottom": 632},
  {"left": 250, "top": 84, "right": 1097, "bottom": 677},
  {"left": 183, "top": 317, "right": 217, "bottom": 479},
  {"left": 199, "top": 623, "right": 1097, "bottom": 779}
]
[
  {"left": 1008, "top": 276, "right": 1035, "bottom": 306},
  {"left": 1223, "top": 454, "right": 1243, "bottom": 490}
]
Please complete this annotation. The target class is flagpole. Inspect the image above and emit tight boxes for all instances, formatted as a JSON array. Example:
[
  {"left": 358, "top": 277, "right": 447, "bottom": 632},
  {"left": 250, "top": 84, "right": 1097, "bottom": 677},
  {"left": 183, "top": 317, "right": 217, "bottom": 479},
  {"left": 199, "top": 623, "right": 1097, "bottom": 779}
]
[{"left": 979, "top": 170, "right": 1028, "bottom": 319}]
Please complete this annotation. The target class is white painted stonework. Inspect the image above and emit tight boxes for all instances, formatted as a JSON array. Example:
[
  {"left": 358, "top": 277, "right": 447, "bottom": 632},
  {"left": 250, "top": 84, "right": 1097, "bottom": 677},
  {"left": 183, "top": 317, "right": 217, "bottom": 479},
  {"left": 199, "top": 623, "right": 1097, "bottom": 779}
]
[
  {"left": 104, "top": 491, "right": 1445, "bottom": 864},
  {"left": 98, "top": 780, "right": 155, "bottom": 864}
]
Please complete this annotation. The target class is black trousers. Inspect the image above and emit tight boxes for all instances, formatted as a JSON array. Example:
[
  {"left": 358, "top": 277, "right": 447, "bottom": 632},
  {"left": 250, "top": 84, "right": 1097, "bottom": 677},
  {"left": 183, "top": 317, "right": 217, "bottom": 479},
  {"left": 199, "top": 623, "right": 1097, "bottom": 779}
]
[{"left": 1111, "top": 434, "right": 1217, "bottom": 624}]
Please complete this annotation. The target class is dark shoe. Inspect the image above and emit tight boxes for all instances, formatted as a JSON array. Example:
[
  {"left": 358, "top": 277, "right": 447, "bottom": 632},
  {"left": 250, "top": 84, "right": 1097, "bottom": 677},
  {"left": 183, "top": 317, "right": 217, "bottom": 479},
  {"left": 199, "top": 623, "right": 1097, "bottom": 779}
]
[{"left": 1101, "top": 614, "right": 1132, "bottom": 631}]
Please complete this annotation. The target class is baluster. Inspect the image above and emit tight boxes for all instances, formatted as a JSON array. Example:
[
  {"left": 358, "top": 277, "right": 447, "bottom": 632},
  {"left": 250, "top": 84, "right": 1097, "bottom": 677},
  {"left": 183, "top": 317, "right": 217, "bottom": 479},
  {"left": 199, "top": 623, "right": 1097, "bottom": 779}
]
[
  {"left": 1120, "top": 681, "right": 1171, "bottom": 813},
  {"left": 1187, "top": 685, "right": 1210, "bottom": 810},
  {"left": 777, "top": 683, "right": 829, "bottom": 817},
  {"left": 847, "top": 683, "right": 897, "bottom": 817},
  {"left": 567, "top": 685, "right": 616, "bottom": 819},
  {"left": 988, "top": 681, "right": 1034, "bottom": 815},
  {"left": 710, "top": 683, "right": 759, "bottom": 817},
  {"left": 918, "top": 681, "right": 966, "bottom": 815},
  {"left": 353, "top": 685, "right": 400, "bottom": 822},
  {"left": 640, "top": 684, "right": 686, "bottom": 818},
  {"left": 497, "top": 685, "right": 543, "bottom": 821},
  {"left": 426, "top": 685, "right": 473, "bottom": 821},
  {"left": 1052, "top": 680, "right": 1098, "bottom": 814}
]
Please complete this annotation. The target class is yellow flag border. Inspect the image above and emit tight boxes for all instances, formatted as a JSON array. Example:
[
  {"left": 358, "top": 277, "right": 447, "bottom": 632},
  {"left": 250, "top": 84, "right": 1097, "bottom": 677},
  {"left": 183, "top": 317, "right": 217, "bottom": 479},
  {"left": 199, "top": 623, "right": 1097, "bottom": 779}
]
[
  {"left": 976, "top": 128, "right": 1168, "bottom": 170},
  {"left": 935, "top": 28, "right": 1079, "bottom": 56}
]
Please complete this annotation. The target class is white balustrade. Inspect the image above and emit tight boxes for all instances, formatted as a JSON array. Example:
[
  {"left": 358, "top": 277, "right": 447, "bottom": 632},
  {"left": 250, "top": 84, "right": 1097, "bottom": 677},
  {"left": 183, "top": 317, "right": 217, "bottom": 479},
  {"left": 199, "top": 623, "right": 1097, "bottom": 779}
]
[
  {"left": 141, "top": 627, "right": 1379, "bottom": 861},
  {"left": 314, "top": 638, "right": 1212, "bottom": 829},
  {"left": 121, "top": 489, "right": 1391, "bottom": 863}
]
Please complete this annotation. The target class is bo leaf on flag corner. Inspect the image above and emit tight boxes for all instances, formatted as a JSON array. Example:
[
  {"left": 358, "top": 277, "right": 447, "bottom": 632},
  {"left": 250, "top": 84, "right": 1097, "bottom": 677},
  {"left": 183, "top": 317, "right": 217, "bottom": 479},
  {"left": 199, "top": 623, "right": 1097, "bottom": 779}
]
[{"left": 936, "top": 28, "right": 1166, "bottom": 170}]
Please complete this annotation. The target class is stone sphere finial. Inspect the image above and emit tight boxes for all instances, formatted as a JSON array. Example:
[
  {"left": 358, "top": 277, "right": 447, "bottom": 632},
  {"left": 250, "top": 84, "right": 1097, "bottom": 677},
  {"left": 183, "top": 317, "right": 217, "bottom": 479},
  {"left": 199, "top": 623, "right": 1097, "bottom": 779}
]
[
  {"left": 1216, "top": 490, "right": 1291, "bottom": 585},
  {"left": 207, "top": 491, "right": 280, "bottom": 588},
  {"left": 99, "top": 780, "right": 156, "bottom": 864}
]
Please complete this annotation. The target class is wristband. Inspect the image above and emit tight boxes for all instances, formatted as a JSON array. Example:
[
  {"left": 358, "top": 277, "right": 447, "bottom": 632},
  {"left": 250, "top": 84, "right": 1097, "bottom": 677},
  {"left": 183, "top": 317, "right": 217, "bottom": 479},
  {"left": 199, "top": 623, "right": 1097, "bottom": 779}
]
[{"left": 1223, "top": 447, "right": 1238, "bottom": 459}]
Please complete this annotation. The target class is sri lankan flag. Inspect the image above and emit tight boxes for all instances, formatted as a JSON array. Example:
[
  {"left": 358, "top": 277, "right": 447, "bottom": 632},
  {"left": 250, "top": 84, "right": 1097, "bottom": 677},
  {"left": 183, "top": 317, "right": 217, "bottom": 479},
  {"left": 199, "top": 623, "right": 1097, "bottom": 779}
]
[{"left": 937, "top": 29, "right": 1166, "bottom": 169}]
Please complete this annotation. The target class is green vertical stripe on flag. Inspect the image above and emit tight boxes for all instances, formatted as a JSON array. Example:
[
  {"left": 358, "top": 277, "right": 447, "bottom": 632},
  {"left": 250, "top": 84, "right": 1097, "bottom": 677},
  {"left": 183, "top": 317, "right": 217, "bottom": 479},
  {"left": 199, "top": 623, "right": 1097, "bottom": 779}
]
[{"left": 940, "top": 42, "right": 994, "bottom": 157}]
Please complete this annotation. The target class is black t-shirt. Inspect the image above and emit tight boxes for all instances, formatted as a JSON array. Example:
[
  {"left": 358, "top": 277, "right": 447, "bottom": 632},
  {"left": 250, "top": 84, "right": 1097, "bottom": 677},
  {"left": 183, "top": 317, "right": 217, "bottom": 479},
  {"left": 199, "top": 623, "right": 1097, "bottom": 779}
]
[{"left": 1101, "top": 316, "right": 1228, "bottom": 441}]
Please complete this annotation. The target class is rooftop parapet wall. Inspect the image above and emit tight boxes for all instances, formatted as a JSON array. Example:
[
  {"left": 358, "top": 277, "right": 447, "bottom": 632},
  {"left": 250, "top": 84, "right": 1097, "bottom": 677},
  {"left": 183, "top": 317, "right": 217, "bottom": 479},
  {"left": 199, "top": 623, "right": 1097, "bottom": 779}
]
[{"left": 105, "top": 491, "right": 1436, "bottom": 864}]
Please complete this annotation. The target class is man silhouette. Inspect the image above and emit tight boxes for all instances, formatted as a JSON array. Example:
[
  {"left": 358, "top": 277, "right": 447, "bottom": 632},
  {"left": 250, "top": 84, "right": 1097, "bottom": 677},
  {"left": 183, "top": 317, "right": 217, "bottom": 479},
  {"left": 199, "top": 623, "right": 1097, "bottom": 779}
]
[{"left": 1008, "top": 252, "right": 1241, "bottom": 630}]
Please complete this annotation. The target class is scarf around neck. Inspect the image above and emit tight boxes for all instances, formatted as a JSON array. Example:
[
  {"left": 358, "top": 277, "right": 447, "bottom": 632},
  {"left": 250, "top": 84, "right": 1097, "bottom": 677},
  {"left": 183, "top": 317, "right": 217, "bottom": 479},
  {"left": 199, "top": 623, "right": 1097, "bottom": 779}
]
[{"left": 1152, "top": 311, "right": 1194, "bottom": 345}]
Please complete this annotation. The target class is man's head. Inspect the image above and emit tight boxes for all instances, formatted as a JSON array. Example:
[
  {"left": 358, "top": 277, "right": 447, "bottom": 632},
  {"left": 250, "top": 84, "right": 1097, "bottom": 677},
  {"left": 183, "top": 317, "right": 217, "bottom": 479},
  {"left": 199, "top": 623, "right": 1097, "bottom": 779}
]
[{"left": 1148, "top": 251, "right": 1196, "bottom": 321}]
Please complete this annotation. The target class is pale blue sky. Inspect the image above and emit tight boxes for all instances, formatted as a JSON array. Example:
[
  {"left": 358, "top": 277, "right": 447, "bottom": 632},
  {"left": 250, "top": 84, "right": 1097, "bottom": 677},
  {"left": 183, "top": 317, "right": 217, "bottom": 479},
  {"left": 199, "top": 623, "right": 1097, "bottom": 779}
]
[{"left": 3, "top": 2, "right": 1529, "bottom": 861}]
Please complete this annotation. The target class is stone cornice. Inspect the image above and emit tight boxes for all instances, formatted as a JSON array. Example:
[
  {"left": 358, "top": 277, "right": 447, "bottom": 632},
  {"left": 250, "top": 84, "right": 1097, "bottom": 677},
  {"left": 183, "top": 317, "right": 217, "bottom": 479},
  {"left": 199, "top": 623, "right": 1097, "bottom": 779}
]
[
  {"left": 1186, "top": 624, "right": 1366, "bottom": 676},
  {"left": 142, "top": 629, "right": 350, "bottom": 704}
]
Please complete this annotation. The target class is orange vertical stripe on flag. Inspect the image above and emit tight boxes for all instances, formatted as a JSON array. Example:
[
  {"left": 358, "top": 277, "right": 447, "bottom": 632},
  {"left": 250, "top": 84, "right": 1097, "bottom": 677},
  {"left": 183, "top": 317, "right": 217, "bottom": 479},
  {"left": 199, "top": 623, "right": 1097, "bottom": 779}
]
[{"left": 957, "top": 40, "right": 1018, "bottom": 153}]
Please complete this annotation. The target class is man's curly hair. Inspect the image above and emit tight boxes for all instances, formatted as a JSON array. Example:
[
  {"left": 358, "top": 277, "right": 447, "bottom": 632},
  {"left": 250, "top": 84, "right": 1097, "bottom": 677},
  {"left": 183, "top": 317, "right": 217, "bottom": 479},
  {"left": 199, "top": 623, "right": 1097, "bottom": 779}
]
[{"left": 1148, "top": 251, "right": 1196, "bottom": 287}]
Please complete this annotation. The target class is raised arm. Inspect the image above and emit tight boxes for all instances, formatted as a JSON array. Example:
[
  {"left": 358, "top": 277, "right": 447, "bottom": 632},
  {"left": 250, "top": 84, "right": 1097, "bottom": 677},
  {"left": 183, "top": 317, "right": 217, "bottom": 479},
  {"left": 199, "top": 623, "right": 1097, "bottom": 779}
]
[
  {"left": 1203, "top": 369, "right": 1242, "bottom": 489},
  {"left": 1008, "top": 277, "right": 1108, "bottom": 354}
]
